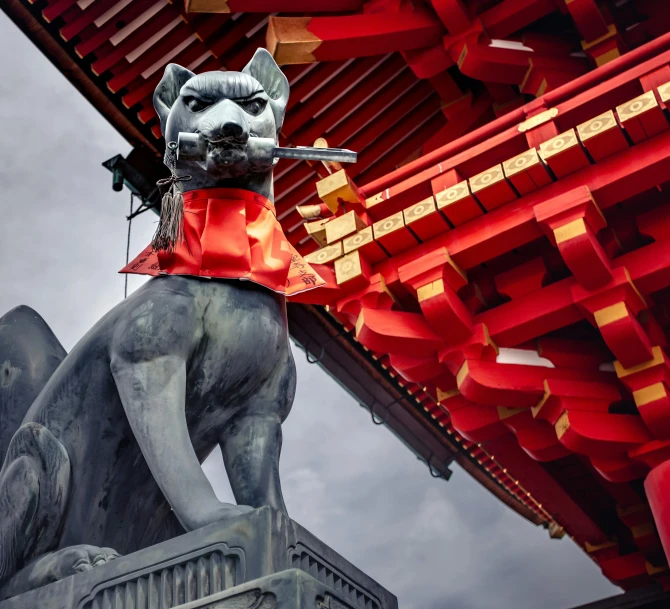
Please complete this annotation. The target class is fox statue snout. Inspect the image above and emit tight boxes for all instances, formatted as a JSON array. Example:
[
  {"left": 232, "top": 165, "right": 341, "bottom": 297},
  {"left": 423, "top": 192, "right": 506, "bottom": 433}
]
[
  {"left": 154, "top": 49, "right": 289, "bottom": 184},
  {"left": 199, "top": 112, "right": 248, "bottom": 144},
  {"left": 191, "top": 102, "right": 254, "bottom": 174}
]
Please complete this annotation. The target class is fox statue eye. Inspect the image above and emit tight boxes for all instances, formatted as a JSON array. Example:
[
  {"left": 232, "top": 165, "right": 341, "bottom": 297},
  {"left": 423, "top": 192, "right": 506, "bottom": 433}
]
[
  {"left": 239, "top": 98, "right": 266, "bottom": 116},
  {"left": 183, "top": 96, "right": 211, "bottom": 112}
]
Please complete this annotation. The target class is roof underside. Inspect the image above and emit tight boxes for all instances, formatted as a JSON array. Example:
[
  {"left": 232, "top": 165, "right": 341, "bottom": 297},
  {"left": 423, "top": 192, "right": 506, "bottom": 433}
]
[
  {"left": 6, "top": 0, "right": 669, "bottom": 258},
  {"left": 5, "top": 0, "right": 670, "bottom": 598}
]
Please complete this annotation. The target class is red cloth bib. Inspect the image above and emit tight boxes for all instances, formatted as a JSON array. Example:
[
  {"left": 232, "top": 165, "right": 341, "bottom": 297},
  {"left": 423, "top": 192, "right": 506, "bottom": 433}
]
[{"left": 120, "top": 188, "right": 324, "bottom": 296}]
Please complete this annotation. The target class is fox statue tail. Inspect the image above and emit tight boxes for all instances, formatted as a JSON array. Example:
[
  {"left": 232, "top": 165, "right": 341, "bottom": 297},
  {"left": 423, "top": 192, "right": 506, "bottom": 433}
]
[{"left": 0, "top": 306, "right": 66, "bottom": 459}]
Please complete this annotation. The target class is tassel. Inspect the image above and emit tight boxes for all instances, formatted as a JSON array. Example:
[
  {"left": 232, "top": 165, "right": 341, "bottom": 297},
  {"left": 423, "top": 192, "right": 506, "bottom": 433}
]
[
  {"left": 152, "top": 182, "right": 185, "bottom": 253},
  {"left": 152, "top": 141, "right": 191, "bottom": 253}
]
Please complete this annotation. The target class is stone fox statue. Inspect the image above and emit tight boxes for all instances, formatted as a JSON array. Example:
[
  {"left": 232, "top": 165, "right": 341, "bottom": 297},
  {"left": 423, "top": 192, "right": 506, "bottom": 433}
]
[{"left": 0, "top": 49, "right": 315, "bottom": 599}]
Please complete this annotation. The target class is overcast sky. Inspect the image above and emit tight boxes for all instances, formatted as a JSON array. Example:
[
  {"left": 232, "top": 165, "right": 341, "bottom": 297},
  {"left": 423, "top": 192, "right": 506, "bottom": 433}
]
[{"left": 0, "top": 12, "right": 623, "bottom": 609}]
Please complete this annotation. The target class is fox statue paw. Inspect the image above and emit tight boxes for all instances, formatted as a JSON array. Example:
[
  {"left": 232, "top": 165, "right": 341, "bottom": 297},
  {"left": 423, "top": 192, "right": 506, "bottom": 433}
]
[{"left": 0, "top": 546, "right": 120, "bottom": 600}]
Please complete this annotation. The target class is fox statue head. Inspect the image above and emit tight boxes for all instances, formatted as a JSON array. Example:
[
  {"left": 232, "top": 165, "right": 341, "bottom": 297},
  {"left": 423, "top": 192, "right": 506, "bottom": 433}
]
[{"left": 153, "top": 48, "right": 289, "bottom": 196}]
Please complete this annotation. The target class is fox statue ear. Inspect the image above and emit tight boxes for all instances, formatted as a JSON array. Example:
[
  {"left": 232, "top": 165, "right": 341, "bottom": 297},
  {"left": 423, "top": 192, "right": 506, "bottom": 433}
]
[
  {"left": 154, "top": 64, "right": 195, "bottom": 135},
  {"left": 242, "top": 49, "right": 290, "bottom": 133}
]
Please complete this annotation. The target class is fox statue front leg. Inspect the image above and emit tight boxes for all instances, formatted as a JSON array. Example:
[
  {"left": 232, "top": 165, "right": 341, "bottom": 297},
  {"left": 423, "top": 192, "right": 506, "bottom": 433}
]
[{"left": 109, "top": 290, "right": 254, "bottom": 532}]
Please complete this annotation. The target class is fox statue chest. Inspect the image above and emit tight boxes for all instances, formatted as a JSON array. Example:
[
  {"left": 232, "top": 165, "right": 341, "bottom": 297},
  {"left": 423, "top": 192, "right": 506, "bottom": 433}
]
[{"left": 29, "top": 276, "right": 290, "bottom": 444}]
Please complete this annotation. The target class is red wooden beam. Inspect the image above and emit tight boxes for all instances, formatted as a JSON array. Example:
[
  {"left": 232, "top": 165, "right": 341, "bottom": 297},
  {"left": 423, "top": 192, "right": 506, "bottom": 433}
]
[
  {"left": 90, "top": 6, "right": 179, "bottom": 76},
  {"left": 564, "top": 0, "right": 611, "bottom": 43},
  {"left": 185, "top": 0, "right": 364, "bottom": 12},
  {"left": 276, "top": 178, "right": 322, "bottom": 215},
  {"left": 282, "top": 56, "right": 380, "bottom": 138},
  {"left": 485, "top": 434, "right": 610, "bottom": 543},
  {"left": 348, "top": 96, "right": 443, "bottom": 178},
  {"left": 124, "top": 42, "right": 213, "bottom": 117},
  {"left": 289, "top": 55, "right": 406, "bottom": 146},
  {"left": 74, "top": 0, "right": 158, "bottom": 59},
  {"left": 479, "top": 0, "right": 558, "bottom": 40},
  {"left": 267, "top": 11, "right": 444, "bottom": 65},
  {"left": 421, "top": 93, "right": 495, "bottom": 156},
  {"left": 356, "top": 309, "right": 443, "bottom": 357},
  {"left": 355, "top": 110, "right": 446, "bottom": 184},
  {"left": 476, "top": 236, "right": 670, "bottom": 349},
  {"left": 359, "top": 32, "right": 670, "bottom": 198},
  {"left": 446, "top": 40, "right": 588, "bottom": 87},
  {"left": 60, "top": 0, "right": 123, "bottom": 42},
  {"left": 325, "top": 70, "right": 426, "bottom": 147},
  {"left": 208, "top": 13, "right": 267, "bottom": 60},
  {"left": 42, "top": 0, "right": 78, "bottom": 24},
  {"left": 285, "top": 61, "right": 349, "bottom": 113},
  {"left": 107, "top": 26, "right": 199, "bottom": 94},
  {"left": 186, "top": 13, "right": 232, "bottom": 43},
  {"left": 429, "top": 0, "right": 472, "bottom": 34},
  {"left": 375, "top": 129, "right": 670, "bottom": 279},
  {"left": 556, "top": 411, "right": 652, "bottom": 458},
  {"left": 275, "top": 164, "right": 317, "bottom": 204}
]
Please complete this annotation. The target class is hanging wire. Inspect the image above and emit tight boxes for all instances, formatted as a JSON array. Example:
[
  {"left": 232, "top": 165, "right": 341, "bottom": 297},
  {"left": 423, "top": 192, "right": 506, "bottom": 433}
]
[
  {"left": 416, "top": 453, "right": 457, "bottom": 480},
  {"left": 303, "top": 329, "right": 346, "bottom": 364},
  {"left": 359, "top": 394, "right": 404, "bottom": 426},
  {"left": 124, "top": 193, "right": 135, "bottom": 299}
]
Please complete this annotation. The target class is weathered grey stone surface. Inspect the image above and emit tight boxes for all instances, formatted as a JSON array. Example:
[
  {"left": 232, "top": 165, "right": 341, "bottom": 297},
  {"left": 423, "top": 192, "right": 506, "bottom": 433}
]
[
  {"left": 0, "top": 49, "right": 298, "bottom": 596},
  {"left": 0, "top": 507, "right": 397, "bottom": 609},
  {"left": 163, "top": 569, "right": 358, "bottom": 609}
]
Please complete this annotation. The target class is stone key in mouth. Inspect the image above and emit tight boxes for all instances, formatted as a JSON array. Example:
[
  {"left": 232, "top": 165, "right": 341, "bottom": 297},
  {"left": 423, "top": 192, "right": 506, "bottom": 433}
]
[{"left": 177, "top": 132, "right": 357, "bottom": 166}]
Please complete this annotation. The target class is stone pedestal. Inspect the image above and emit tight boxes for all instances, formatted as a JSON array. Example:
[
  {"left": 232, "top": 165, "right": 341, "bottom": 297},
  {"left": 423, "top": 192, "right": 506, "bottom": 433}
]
[{"left": 0, "top": 507, "right": 397, "bottom": 609}]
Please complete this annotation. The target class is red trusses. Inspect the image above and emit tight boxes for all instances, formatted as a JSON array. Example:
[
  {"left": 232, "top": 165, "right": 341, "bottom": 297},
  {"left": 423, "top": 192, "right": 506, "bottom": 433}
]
[
  {"left": 14, "top": 0, "right": 670, "bottom": 260},
  {"left": 298, "top": 38, "right": 670, "bottom": 591}
]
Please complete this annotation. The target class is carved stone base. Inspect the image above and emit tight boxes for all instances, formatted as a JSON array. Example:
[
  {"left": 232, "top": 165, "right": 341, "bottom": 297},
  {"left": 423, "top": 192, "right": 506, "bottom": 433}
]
[
  {"left": 146, "top": 569, "right": 365, "bottom": 609},
  {"left": 0, "top": 507, "right": 397, "bottom": 609}
]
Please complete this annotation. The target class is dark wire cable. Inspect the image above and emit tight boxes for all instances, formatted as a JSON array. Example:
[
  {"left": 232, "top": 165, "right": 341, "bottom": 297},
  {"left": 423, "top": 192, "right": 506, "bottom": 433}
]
[{"left": 124, "top": 193, "right": 135, "bottom": 299}]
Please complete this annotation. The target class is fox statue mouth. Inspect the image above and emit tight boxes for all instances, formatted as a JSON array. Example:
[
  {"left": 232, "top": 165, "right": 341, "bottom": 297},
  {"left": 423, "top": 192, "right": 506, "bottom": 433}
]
[
  {"left": 199, "top": 136, "right": 250, "bottom": 174},
  {"left": 207, "top": 143, "right": 247, "bottom": 167}
]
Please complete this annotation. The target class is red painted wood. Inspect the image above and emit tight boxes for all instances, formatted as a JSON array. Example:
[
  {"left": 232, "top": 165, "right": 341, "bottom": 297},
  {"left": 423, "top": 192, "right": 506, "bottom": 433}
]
[
  {"left": 290, "top": 55, "right": 406, "bottom": 145},
  {"left": 354, "top": 107, "right": 446, "bottom": 183},
  {"left": 564, "top": 0, "right": 610, "bottom": 43},
  {"left": 122, "top": 40, "right": 207, "bottom": 110},
  {"left": 75, "top": 0, "right": 158, "bottom": 59},
  {"left": 226, "top": 29, "right": 268, "bottom": 71},
  {"left": 645, "top": 459, "right": 670, "bottom": 564},
  {"left": 285, "top": 62, "right": 348, "bottom": 112},
  {"left": 360, "top": 33, "right": 670, "bottom": 197},
  {"left": 209, "top": 13, "right": 266, "bottom": 59},
  {"left": 304, "top": 10, "right": 444, "bottom": 61},
  {"left": 60, "top": 0, "right": 120, "bottom": 42},
  {"left": 42, "top": 0, "right": 79, "bottom": 23},
  {"left": 429, "top": 0, "right": 471, "bottom": 34},
  {"left": 373, "top": 129, "right": 670, "bottom": 276},
  {"left": 348, "top": 96, "right": 443, "bottom": 177},
  {"left": 90, "top": 6, "right": 178, "bottom": 76},
  {"left": 325, "top": 70, "right": 425, "bottom": 147},
  {"left": 485, "top": 435, "right": 609, "bottom": 543},
  {"left": 480, "top": 0, "right": 558, "bottom": 39},
  {"left": 224, "top": 0, "right": 364, "bottom": 10},
  {"left": 282, "top": 57, "right": 380, "bottom": 138},
  {"left": 187, "top": 13, "right": 232, "bottom": 42},
  {"left": 356, "top": 309, "right": 443, "bottom": 357}
]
